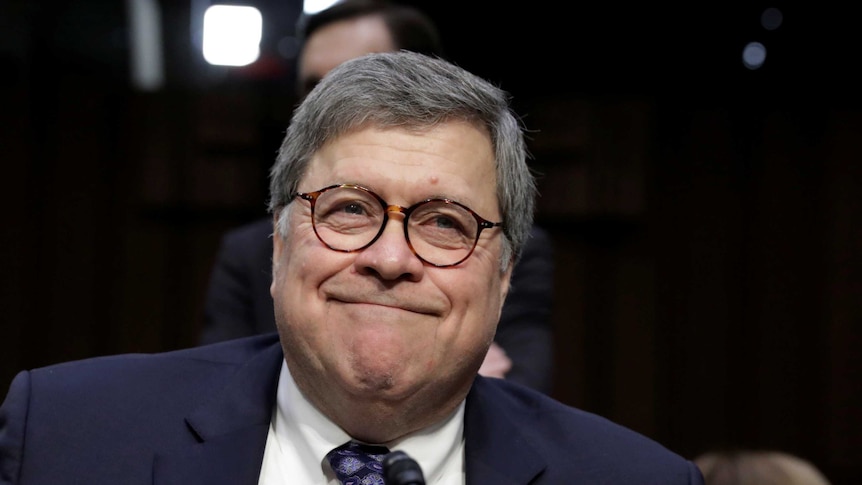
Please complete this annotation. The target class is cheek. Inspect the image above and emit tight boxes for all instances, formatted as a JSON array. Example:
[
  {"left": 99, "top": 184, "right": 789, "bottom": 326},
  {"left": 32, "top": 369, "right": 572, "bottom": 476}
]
[
  {"left": 272, "top": 225, "right": 327, "bottom": 301},
  {"left": 437, "top": 267, "right": 506, "bottom": 337},
  {"left": 272, "top": 232, "right": 338, "bottom": 352}
]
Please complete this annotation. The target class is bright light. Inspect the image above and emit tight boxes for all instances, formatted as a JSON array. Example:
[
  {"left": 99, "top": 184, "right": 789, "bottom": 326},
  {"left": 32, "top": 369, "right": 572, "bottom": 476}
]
[
  {"left": 202, "top": 5, "right": 262, "bottom": 66},
  {"left": 303, "top": 0, "right": 341, "bottom": 15},
  {"left": 742, "top": 41, "right": 767, "bottom": 70}
]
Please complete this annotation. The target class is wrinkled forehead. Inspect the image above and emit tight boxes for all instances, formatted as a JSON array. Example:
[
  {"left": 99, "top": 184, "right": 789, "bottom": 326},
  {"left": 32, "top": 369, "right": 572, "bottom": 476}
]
[{"left": 300, "top": 122, "right": 498, "bottom": 205}]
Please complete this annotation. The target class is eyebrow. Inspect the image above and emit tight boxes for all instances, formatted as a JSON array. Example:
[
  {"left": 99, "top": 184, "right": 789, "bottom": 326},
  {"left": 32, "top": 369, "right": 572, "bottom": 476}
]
[{"left": 329, "top": 181, "right": 473, "bottom": 207}]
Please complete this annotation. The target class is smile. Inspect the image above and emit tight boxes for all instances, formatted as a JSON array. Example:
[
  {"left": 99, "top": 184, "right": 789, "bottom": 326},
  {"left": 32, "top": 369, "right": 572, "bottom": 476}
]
[{"left": 328, "top": 295, "right": 441, "bottom": 316}]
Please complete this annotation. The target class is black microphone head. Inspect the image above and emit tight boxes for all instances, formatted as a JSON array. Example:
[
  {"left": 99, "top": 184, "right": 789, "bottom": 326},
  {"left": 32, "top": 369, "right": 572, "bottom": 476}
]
[{"left": 383, "top": 450, "right": 425, "bottom": 485}]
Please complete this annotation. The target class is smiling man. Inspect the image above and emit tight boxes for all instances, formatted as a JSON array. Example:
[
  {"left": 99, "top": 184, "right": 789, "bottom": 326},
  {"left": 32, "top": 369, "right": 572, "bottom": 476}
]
[
  {"left": 272, "top": 121, "right": 506, "bottom": 446},
  {"left": 0, "top": 51, "right": 704, "bottom": 484}
]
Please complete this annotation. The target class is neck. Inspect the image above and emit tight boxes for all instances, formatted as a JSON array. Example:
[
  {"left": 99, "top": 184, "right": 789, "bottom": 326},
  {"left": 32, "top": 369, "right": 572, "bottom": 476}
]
[{"left": 294, "top": 368, "right": 472, "bottom": 444}]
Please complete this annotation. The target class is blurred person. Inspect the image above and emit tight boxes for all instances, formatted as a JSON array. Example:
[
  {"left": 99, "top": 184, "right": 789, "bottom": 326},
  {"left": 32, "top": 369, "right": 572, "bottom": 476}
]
[
  {"left": 200, "top": 0, "right": 555, "bottom": 393},
  {"left": 695, "top": 449, "right": 831, "bottom": 485},
  {"left": 0, "top": 50, "right": 703, "bottom": 484}
]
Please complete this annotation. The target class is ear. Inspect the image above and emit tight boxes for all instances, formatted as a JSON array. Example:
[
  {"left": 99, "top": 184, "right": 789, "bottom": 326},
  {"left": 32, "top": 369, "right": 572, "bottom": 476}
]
[{"left": 499, "top": 259, "right": 514, "bottom": 305}]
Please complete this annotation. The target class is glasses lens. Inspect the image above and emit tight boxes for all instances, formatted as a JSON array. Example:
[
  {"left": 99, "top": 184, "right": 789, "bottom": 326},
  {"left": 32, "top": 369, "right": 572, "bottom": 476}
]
[
  {"left": 309, "top": 186, "right": 484, "bottom": 266},
  {"left": 407, "top": 200, "right": 478, "bottom": 266},
  {"left": 313, "top": 186, "right": 384, "bottom": 250}
]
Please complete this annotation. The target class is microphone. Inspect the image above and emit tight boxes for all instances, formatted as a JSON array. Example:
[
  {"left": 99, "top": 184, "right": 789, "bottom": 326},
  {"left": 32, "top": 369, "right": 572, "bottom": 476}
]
[{"left": 383, "top": 450, "right": 425, "bottom": 485}]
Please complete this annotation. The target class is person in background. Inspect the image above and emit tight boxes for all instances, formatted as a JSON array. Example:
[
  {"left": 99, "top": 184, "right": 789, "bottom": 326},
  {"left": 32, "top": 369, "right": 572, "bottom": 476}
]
[
  {"left": 694, "top": 449, "right": 832, "bottom": 485},
  {"left": 200, "top": 0, "right": 555, "bottom": 393},
  {"left": 1, "top": 49, "right": 703, "bottom": 485}
]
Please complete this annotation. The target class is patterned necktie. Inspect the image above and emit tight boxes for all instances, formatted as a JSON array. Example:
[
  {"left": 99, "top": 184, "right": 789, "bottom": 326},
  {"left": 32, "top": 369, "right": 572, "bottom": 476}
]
[{"left": 326, "top": 440, "right": 391, "bottom": 485}]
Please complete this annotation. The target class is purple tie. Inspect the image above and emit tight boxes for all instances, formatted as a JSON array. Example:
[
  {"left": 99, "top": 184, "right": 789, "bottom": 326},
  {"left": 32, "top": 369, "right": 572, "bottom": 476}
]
[{"left": 326, "top": 441, "right": 391, "bottom": 485}]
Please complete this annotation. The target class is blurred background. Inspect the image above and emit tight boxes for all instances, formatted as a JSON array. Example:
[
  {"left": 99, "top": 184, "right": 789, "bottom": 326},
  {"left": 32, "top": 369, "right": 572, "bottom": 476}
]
[{"left": 1, "top": 1, "right": 859, "bottom": 482}]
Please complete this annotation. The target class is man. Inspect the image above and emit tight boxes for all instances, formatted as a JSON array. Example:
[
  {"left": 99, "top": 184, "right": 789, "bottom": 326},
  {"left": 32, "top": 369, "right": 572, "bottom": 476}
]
[
  {"left": 0, "top": 51, "right": 703, "bottom": 484},
  {"left": 201, "top": 0, "right": 555, "bottom": 393}
]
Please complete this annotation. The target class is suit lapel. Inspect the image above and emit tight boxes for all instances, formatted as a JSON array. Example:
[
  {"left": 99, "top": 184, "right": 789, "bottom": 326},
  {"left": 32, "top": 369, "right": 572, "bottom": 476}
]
[
  {"left": 153, "top": 339, "right": 284, "bottom": 485},
  {"left": 151, "top": 344, "right": 548, "bottom": 484},
  {"left": 464, "top": 377, "right": 547, "bottom": 485}
]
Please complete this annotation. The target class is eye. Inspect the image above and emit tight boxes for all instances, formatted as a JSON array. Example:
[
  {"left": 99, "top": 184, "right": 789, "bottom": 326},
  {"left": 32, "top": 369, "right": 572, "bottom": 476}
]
[
  {"left": 341, "top": 202, "right": 366, "bottom": 216},
  {"left": 321, "top": 198, "right": 377, "bottom": 220},
  {"left": 430, "top": 214, "right": 459, "bottom": 230},
  {"left": 316, "top": 187, "right": 380, "bottom": 220},
  {"left": 410, "top": 201, "right": 476, "bottom": 243}
]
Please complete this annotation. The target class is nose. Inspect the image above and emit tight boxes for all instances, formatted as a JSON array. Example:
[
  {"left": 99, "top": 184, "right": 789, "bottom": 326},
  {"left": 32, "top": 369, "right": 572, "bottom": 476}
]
[{"left": 352, "top": 210, "right": 424, "bottom": 281}]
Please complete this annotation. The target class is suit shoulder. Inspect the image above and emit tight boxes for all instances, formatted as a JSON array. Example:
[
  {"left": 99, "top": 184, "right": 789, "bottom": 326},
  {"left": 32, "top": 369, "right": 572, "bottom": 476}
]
[
  {"left": 1, "top": 334, "right": 283, "bottom": 482},
  {"left": 27, "top": 333, "right": 280, "bottom": 394},
  {"left": 469, "top": 378, "right": 700, "bottom": 482}
]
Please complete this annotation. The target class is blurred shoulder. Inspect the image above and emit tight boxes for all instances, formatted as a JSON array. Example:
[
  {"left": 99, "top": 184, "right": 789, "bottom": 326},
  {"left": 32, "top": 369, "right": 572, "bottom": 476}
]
[{"left": 222, "top": 217, "right": 273, "bottom": 246}]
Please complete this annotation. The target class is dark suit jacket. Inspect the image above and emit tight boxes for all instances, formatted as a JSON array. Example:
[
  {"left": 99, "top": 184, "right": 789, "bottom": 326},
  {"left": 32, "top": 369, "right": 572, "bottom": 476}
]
[
  {"left": 200, "top": 217, "right": 555, "bottom": 393},
  {"left": 0, "top": 334, "right": 703, "bottom": 484}
]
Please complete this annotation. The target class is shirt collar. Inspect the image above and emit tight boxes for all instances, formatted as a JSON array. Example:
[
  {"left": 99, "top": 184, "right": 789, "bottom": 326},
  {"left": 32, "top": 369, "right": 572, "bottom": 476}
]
[{"left": 275, "top": 360, "right": 466, "bottom": 483}]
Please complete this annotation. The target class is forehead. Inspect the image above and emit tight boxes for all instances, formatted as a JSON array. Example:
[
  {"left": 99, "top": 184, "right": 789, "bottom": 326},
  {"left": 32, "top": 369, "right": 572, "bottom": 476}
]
[
  {"left": 300, "top": 15, "right": 395, "bottom": 80},
  {"left": 303, "top": 123, "right": 499, "bottom": 211}
]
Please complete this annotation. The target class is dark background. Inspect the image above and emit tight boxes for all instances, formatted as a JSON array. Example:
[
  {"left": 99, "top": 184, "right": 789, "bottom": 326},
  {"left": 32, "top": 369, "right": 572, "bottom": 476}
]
[{"left": 1, "top": 1, "right": 860, "bottom": 482}]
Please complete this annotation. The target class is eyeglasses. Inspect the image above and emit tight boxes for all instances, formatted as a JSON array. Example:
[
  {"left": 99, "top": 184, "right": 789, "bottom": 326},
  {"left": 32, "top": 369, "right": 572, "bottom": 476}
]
[{"left": 292, "top": 184, "right": 503, "bottom": 267}]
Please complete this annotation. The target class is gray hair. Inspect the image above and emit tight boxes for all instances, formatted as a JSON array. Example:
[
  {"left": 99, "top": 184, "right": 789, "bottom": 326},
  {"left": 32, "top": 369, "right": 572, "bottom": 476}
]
[{"left": 268, "top": 50, "right": 536, "bottom": 271}]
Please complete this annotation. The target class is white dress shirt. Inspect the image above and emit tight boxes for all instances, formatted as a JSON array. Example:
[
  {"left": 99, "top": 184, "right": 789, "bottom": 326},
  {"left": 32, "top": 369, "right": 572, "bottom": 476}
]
[{"left": 258, "top": 360, "right": 466, "bottom": 484}]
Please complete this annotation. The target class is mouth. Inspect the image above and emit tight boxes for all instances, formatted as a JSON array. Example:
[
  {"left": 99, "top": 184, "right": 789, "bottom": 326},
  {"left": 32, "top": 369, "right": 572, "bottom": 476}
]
[{"left": 328, "top": 295, "right": 441, "bottom": 316}]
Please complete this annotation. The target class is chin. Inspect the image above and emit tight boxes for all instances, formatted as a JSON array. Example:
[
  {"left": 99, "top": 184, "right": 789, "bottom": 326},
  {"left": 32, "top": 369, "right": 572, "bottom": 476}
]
[
  {"left": 347, "top": 365, "right": 432, "bottom": 401},
  {"left": 350, "top": 360, "right": 398, "bottom": 389}
]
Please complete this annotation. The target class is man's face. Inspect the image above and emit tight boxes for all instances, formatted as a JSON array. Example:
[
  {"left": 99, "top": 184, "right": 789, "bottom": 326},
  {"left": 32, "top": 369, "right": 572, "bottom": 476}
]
[
  {"left": 271, "top": 121, "right": 511, "bottom": 421},
  {"left": 297, "top": 15, "right": 395, "bottom": 98}
]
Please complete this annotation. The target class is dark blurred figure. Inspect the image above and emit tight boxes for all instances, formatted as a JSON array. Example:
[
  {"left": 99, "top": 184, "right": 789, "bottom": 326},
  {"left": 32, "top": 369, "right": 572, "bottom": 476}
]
[
  {"left": 199, "top": 0, "right": 556, "bottom": 394},
  {"left": 695, "top": 449, "right": 832, "bottom": 485}
]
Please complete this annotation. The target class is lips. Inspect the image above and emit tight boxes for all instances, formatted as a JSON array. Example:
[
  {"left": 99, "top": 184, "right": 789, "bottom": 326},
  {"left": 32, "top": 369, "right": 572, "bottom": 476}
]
[{"left": 326, "top": 291, "right": 443, "bottom": 316}]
